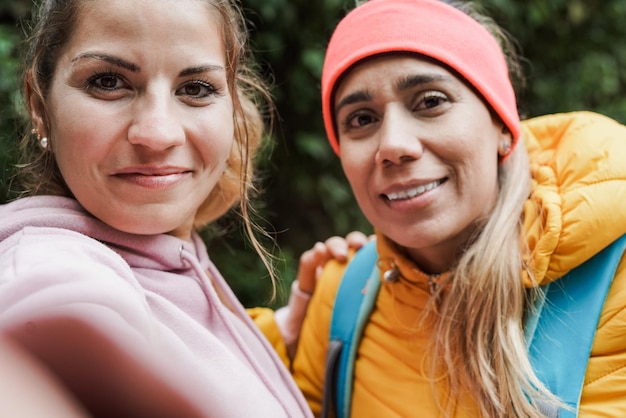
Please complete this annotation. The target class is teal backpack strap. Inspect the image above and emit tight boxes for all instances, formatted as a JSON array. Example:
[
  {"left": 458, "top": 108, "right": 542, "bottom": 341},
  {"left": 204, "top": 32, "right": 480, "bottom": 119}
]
[
  {"left": 322, "top": 240, "right": 380, "bottom": 418},
  {"left": 525, "top": 234, "right": 626, "bottom": 418}
]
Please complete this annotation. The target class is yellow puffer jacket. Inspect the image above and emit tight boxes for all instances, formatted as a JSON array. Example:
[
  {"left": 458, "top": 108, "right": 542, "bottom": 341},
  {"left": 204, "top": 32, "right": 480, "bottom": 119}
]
[{"left": 291, "top": 111, "right": 626, "bottom": 417}]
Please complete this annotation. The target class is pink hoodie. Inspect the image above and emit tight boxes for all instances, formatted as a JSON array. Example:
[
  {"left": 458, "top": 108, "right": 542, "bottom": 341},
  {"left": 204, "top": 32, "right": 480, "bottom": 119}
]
[{"left": 0, "top": 195, "right": 312, "bottom": 417}]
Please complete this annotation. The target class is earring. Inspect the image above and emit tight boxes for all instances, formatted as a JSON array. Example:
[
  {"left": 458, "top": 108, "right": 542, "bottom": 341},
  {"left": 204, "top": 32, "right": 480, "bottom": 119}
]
[
  {"left": 32, "top": 128, "right": 48, "bottom": 150},
  {"left": 498, "top": 139, "right": 511, "bottom": 157}
]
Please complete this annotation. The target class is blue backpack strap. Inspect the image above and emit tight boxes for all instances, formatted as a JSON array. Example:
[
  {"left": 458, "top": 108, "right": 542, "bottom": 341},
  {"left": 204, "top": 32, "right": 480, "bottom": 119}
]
[
  {"left": 322, "top": 240, "right": 380, "bottom": 418},
  {"left": 525, "top": 234, "right": 626, "bottom": 418},
  {"left": 323, "top": 235, "right": 626, "bottom": 418}
]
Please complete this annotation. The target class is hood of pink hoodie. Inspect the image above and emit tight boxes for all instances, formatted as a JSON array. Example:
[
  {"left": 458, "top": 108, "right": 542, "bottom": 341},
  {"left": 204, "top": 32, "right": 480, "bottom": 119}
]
[
  {"left": 0, "top": 195, "right": 312, "bottom": 418},
  {"left": 0, "top": 195, "right": 205, "bottom": 272}
]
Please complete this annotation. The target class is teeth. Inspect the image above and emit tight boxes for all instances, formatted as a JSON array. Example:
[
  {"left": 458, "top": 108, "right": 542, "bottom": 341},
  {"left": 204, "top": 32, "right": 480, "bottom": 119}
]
[{"left": 386, "top": 179, "right": 443, "bottom": 201}]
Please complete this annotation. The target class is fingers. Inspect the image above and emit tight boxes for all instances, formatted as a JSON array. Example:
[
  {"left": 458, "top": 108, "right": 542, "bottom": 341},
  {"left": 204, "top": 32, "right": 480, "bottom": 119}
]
[
  {"left": 296, "top": 231, "right": 370, "bottom": 294},
  {"left": 296, "top": 242, "right": 329, "bottom": 294},
  {"left": 345, "top": 231, "right": 370, "bottom": 248},
  {"left": 324, "top": 231, "right": 370, "bottom": 261},
  {"left": 323, "top": 236, "right": 350, "bottom": 261}
]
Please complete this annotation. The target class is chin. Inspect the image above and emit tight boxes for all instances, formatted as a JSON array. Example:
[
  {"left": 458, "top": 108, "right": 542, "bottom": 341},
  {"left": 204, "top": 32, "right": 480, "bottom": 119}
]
[{"left": 107, "top": 216, "right": 176, "bottom": 237}]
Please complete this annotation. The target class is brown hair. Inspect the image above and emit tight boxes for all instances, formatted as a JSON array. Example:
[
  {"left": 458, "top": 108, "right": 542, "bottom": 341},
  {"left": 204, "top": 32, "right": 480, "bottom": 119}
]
[{"left": 17, "top": 0, "right": 276, "bottom": 281}]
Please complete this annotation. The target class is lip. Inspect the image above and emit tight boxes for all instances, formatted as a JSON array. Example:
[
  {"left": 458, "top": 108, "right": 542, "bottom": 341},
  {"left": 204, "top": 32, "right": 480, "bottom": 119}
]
[
  {"left": 381, "top": 178, "right": 447, "bottom": 202},
  {"left": 113, "top": 165, "right": 191, "bottom": 175},
  {"left": 112, "top": 166, "right": 192, "bottom": 189}
]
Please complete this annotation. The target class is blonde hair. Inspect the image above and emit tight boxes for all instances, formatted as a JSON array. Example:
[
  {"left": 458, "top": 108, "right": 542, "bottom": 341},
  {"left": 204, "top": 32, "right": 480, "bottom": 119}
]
[
  {"left": 423, "top": 2, "right": 561, "bottom": 416},
  {"left": 16, "top": 0, "right": 276, "bottom": 283},
  {"left": 426, "top": 142, "right": 560, "bottom": 417}
]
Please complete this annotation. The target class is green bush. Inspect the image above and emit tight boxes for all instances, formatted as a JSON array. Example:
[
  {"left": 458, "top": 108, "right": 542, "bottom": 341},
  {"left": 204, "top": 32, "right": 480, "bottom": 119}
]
[{"left": 0, "top": 23, "right": 21, "bottom": 202}]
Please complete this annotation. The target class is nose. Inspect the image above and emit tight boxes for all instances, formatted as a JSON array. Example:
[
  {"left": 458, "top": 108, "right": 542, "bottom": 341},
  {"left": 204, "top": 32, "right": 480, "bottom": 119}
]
[
  {"left": 375, "top": 106, "right": 424, "bottom": 166},
  {"left": 128, "top": 91, "right": 185, "bottom": 150}
]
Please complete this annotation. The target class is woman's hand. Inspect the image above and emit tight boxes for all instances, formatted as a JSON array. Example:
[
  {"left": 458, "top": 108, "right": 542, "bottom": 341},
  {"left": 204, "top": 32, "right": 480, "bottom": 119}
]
[
  {"left": 297, "top": 231, "right": 370, "bottom": 295},
  {"left": 276, "top": 231, "right": 370, "bottom": 360}
]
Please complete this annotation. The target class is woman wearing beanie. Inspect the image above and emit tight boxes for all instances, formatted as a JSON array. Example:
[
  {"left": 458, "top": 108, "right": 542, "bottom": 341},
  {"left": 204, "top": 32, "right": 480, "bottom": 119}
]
[{"left": 290, "top": 0, "right": 626, "bottom": 417}]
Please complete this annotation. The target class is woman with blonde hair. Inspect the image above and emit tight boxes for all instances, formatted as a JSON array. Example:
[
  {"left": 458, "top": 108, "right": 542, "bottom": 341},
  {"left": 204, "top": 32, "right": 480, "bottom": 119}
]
[
  {"left": 0, "top": 0, "right": 364, "bottom": 416},
  {"left": 290, "top": 0, "right": 626, "bottom": 417}
]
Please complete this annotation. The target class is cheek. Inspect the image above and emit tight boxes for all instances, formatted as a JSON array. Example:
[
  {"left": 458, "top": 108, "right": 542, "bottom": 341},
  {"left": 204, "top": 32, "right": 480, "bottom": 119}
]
[
  {"left": 340, "top": 151, "right": 363, "bottom": 185},
  {"left": 48, "top": 91, "right": 118, "bottom": 156},
  {"left": 50, "top": 114, "right": 113, "bottom": 172},
  {"left": 49, "top": 119, "right": 84, "bottom": 174},
  {"left": 197, "top": 110, "right": 235, "bottom": 168},
  {"left": 205, "top": 135, "right": 232, "bottom": 165},
  {"left": 340, "top": 136, "right": 375, "bottom": 172},
  {"left": 340, "top": 153, "right": 373, "bottom": 211},
  {"left": 436, "top": 131, "right": 500, "bottom": 200},
  {"left": 461, "top": 150, "right": 500, "bottom": 212},
  {"left": 215, "top": 108, "right": 236, "bottom": 158}
]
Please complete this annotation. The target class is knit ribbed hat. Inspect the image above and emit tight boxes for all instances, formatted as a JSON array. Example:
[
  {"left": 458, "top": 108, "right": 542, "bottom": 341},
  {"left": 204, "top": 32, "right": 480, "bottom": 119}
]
[{"left": 321, "top": 0, "right": 520, "bottom": 156}]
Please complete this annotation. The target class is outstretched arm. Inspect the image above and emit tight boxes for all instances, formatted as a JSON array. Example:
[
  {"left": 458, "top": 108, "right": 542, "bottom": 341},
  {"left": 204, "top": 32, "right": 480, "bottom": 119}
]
[
  {"left": 4, "top": 315, "right": 207, "bottom": 418},
  {"left": 0, "top": 335, "right": 90, "bottom": 418}
]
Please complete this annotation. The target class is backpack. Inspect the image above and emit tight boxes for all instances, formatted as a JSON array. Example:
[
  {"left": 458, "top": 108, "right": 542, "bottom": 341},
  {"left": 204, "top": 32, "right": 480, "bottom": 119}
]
[{"left": 322, "top": 234, "right": 626, "bottom": 418}]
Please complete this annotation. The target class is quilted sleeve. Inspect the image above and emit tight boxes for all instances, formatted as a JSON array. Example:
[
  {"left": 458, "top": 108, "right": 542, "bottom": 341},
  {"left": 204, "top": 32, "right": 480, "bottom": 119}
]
[
  {"left": 292, "top": 259, "right": 347, "bottom": 416},
  {"left": 581, "top": 255, "right": 626, "bottom": 416}
]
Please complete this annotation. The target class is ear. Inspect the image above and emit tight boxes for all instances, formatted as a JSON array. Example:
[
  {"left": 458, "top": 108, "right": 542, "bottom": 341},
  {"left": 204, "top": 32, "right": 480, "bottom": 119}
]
[
  {"left": 24, "top": 69, "right": 48, "bottom": 136},
  {"left": 497, "top": 125, "right": 512, "bottom": 157}
]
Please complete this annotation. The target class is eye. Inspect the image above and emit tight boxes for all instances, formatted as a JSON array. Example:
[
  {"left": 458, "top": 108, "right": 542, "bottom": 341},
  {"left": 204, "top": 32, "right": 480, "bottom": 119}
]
[
  {"left": 176, "top": 80, "right": 217, "bottom": 99},
  {"left": 343, "top": 111, "right": 378, "bottom": 131},
  {"left": 87, "top": 72, "right": 126, "bottom": 91},
  {"left": 415, "top": 91, "right": 449, "bottom": 111}
]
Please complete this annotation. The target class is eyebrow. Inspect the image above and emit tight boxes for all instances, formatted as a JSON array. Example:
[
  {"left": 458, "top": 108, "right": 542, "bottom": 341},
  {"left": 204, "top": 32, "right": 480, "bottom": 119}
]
[
  {"left": 335, "top": 91, "right": 372, "bottom": 116},
  {"left": 71, "top": 53, "right": 139, "bottom": 72},
  {"left": 70, "top": 53, "right": 225, "bottom": 77},
  {"left": 396, "top": 73, "right": 449, "bottom": 91},
  {"left": 334, "top": 73, "right": 451, "bottom": 116},
  {"left": 179, "top": 65, "right": 225, "bottom": 77}
]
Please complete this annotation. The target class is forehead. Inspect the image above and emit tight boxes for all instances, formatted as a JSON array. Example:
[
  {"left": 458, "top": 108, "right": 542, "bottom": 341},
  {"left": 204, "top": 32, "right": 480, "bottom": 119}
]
[
  {"left": 66, "top": 0, "right": 223, "bottom": 57},
  {"left": 336, "top": 54, "right": 459, "bottom": 97}
]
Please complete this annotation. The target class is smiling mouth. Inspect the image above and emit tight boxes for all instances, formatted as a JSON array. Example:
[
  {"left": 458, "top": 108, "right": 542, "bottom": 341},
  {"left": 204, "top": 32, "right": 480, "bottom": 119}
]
[
  {"left": 384, "top": 179, "right": 446, "bottom": 201},
  {"left": 115, "top": 172, "right": 190, "bottom": 189}
]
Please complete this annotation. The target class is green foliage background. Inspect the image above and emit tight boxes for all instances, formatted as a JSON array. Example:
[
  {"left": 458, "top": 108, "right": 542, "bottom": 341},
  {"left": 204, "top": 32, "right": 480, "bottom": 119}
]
[{"left": 1, "top": 0, "right": 624, "bottom": 308}]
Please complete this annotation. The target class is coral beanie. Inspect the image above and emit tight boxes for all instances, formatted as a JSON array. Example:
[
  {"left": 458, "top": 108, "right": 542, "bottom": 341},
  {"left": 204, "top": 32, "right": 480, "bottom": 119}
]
[{"left": 321, "top": 0, "right": 520, "bottom": 156}]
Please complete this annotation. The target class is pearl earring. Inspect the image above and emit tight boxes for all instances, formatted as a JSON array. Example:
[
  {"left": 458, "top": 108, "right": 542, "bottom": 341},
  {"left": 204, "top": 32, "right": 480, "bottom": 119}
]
[{"left": 32, "top": 128, "right": 48, "bottom": 150}]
